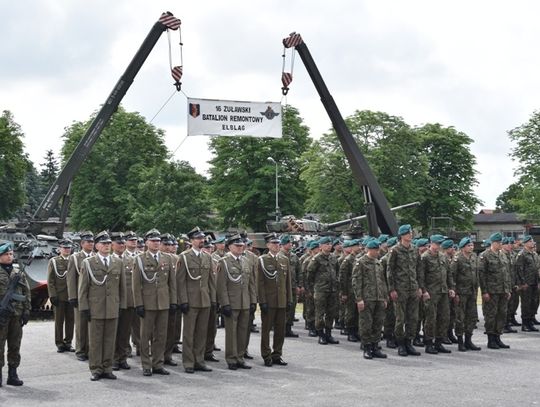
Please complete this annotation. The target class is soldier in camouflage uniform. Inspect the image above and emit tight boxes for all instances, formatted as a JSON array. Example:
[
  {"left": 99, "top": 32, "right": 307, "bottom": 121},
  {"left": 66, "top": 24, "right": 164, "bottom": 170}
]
[
  {"left": 307, "top": 236, "right": 340, "bottom": 345},
  {"left": 412, "top": 238, "right": 429, "bottom": 347},
  {"left": 451, "top": 237, "right": 481, "bottom": 351},
  {"left": 478, "top": 232, "right": 512, "bottom": 349},
  {"left": 279, "top": 235, "right": 300, "bottom": 338},
  {"left": 300, "top": 240, "right": 319, "bottom": 337},
  {"left": 418, "top": 235, "right": 455, "bottom": 354},
  {"left": 339, "top": 239, "right": 362, "bottom": 342},
  {"left": 353, "top": 239, "right": 388, "bottom": 359},
  {"left": 441, "top": 240, "right": 458, "bottom": 344},
  {"left": 505, "top": 236, "right": 520, "bottom": 328},
  {"left": 0, "top": 243, "right": 30, "bottom": 387},
  {"left": 500, "top": 237, "right": 518, "bottom": 333},
  {"left": 515, "top": 235, "right": 540, "bottom": 332},
  {"left": 381, "top": 236, "right": 398, "bottom": 348},
  {"left": 387, "top": 224, "right": 422, "bottom": 357}
]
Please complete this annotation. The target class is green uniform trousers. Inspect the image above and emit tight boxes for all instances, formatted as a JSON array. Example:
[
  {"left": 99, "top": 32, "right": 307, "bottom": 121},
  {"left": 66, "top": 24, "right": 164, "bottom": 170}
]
[
  {"left": 304, "top": 294, "right": 315, "bottom": 325},
  {"left": 164, "top": 309, "right": 177, "bottom": 362},
  {"left": 520, "top": 285, "right": 538, "bottom": 320},
  {"left": 314, "top": 291, "right": 338, "bottom": 331},
  {"left": 182, "top": 307, "right": 210, "bottom": 369},
  {"left": 89, "top": 318, "right": 118, "bottom": 375},
  {"left": 54, "top": 301, "right": 74, "bottom": 347},
  {"left": 261, "top": 307, "right": 286, "bottom": 361},
  {"left": 358, "top": 301, "right": 385, "bottom": 345},
  {"left": 205, "top": 305, "right": 218, "bottom": 357},
  {"left": 344, "top": 296, "right": 358, "bottom": 331},
  {"left": 0, "top": 315, "right": 23, "bottom": 368},
  {"left": 131, "top": 313, "right": 140, "bottom": 352},
  {"left": 383, "top": 301, "right": 396, "bottom": 339},
  {"left": 114, "top": 307, "right": 135, "bottom": 364},
  {"left": 423, "top": 293, "right": 449, "bottom": 341},
  {"left": 224, "top": 309, "right": 249, "bottom": 364},
  {"left": 482, "top": 294, "right": 508, "bottom": 335},
  {"left": 394, "top": 291, "right": 419, "bottom": 341},
  {"left": 140, "top": 309, "right": 168, "bottom": 370},
  {"left": 506, "top": 287, "right": 519, "bottom": 322},
  {"left": 74, "top": 309, "right": 89, "bottom": 357},
  {"left": 287, "top": 289, "right": 297, "bottom": 326},
  {"left": 455, "top": 294, "right": 477, "bottom": 336}
]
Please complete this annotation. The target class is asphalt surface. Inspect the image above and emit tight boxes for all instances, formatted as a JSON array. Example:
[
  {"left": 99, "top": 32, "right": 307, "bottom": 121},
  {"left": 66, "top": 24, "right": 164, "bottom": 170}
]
[{"left": 1, "top": 309, "right": 539, "bottom": 407}]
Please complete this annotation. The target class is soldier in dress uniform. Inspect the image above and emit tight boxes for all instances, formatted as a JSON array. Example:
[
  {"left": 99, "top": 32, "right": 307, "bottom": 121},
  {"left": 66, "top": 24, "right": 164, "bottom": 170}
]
[
  {"left": 206, "top": 236, "right": 227, "bottom": 363},
  {"left": 132, "top": 229, "right": 177, "bottom": 376},
  {"left": 0, "top": 242, "right": 30, "bottom": 387},
  {"left": 161, "top": 233, "right": 180, "bottom": 367},
  {"left": 67, "top": 231, "right": 94, "bottom": 361},
  {"left": 242, "top": 238, "right": 259, "bottom": 359},
  {"left": 515, "top": 235, "right": 540, "bottom": 332},
  {"left": 47, "top": 239, "right": 75, "bottom": 353},
  {"left": 176, "top": 226, "right": 216, "bottom": 374},
  {"left": 217, "top": 234, "right": 257, "bottom": 370},
  {"left": 79, "top": 231, "right": 126, "bottom": 381},
  {"left": 123, "top": 231, "right": 141, "bottom": 356},
  {"left": 111, "top": 232, "right": 135, "bottom": 371},
  {"left": 258, "top": 233, "right": 292, "bottom": 366},
  {"left": 279, "top": 235, "right": 300, "bottom": 338},
  {"left": 202, "top": 235, "right": 220, "bottom": 363}
]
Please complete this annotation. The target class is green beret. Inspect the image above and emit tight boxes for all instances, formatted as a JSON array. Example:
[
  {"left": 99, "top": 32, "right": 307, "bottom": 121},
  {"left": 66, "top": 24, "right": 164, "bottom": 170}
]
[
  {"left": 366, "top": 239, "right": 380, "bottom": 249},
  {"left": 441, "top": 239, "right": 454, "bottom": 249},
  {"left": 332, "top": 238, "right": 342, "bottom": 247},
  {"left": 522, "top": 235, "right": 533, "bottom": 244},
  {"left": 387, "top": 237, "right": 398, "bottom": 247},
  {"left": 0, "top": 242, "right": 13, "bottom": 256},
  {"left": 415, "top": 238, "right": 429, "bottom": 248},
  {"left": 489, "top": 232, "right": 502, "bottom": 242},
  {"left": 508, "top": 237, "right": 515, "bottom": 244},
  {"left": 342, "top": 240, "right": 354, "bottom": 248},
  {"left": 458, "top": 237, "right": 472, "bottom": 249},
  {"left": 430, "top": 234, "right": 445, "bottom": 244},
  {"left": 318, "top": 236, "right": 333, "bottom": 245},
  {"left": 307, "top": 240, "right": 320, "bottom": 250},
  {"left": 280, "top": 235, "right": 292, "bottom": 245},
  {"left": 378, "top": 234, "right": 389, "bottom": 244},
  {"left": 398, "top": 224, "right": 412, "bottom": 236}
]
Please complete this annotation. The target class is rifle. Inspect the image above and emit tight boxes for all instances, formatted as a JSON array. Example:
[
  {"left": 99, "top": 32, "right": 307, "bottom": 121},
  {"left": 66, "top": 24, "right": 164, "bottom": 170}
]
[{"left": 0, "top": 250, "right": 33, "bottom": 328}]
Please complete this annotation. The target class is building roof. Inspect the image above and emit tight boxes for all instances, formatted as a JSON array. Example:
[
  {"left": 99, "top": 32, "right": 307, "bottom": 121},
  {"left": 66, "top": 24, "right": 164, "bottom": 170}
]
[{"left": 473, "top": 212, "right": 522, "bottom": 224}]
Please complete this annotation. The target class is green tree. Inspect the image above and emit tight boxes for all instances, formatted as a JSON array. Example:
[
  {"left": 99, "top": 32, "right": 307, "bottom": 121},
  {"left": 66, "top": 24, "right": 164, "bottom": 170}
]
[
  {"left": 40, "top": 149, "right": 59, "bottom": 192},
  {"left": 208, "top": 105, "right": 311, "bottom": 230},
  {"left": 22, "top": 162, "right": 44, "bottom": 217},
  {"left": 129, "top": 161, "right": 211, "bottom": 233},
  {"left": 61, "top": 107, "right": 168, "bottom": 230},
  {"left": 415, "top": 123, "right": 481, "bottom": 230},
  {"left": 0, "top": 110, "right": 28, "bottom": 219},
  {"left": 495, "top": 181, "right": 524, "bottom": 213}
]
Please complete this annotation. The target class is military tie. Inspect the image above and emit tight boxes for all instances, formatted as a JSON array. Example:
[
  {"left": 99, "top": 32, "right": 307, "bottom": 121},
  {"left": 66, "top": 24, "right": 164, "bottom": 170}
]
[
  {"left": 154, "top": 254, "right": 158, "bottom": 263},
  {"left": 103, "top": 257, "right": 108, "bottom": 267}
]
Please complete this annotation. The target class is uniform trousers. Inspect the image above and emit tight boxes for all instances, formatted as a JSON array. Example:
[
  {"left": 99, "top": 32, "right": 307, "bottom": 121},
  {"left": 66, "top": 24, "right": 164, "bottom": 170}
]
[
  {"left": 224, "top": 309, "right": 249, "bottom": 364},
  {"left": 261, "top": 307, "right": 286, "bottom": 361},
  {"left": 114, "top": 307, "right": 135, "bottom": 363},
  {"left": 394, "top": 290, "right": 419, "bottom": 341},
  {"left": 482, "top": 293, "right": 508, "bottom": 335},
  {"left": 358, "top": 301, "right": 385, "bottom": 345},
  {"left": 75, "top": 309, "right": 89, "bottom": 357},
  {"left": 182, "top": 307, "right": 210, "bottom": 369},
  {"left": 89, "top": 318, "right": 117, "bottom": 375},
  {"left": 0, "top": 315, "right": 22, "bottom": 368},
  {"left": 140, "top": 309, "right": 168, "bottom": 370},
  {"left": 54, "top": 301, "right": 74, "bottom": 346}
]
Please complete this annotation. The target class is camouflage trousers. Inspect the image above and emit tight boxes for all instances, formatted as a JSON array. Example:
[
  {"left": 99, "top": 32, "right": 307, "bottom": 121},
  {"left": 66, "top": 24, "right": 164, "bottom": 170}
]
[
  {"left": 482, "top": 293, "right": 508, "bottom": 335},
  {"left": 0, "top": 314, "right": 23, "bottom": 368},
  {"left": 383, "top": 301, "right": 395, "bottom": 339},
  {"left": 304, "top": 293, "right": 315, "bottom": 325},
  {"left": 416, "top": 300, "right": 425, "bottom": 337},
  {"left": 454, "top": 294, "right": 478, "bottom": 336},
  {"left": 287, "top": 289, "right": 297, "bottom": 326},
  {"left": 393, "top": 291, "right": 419, "bottom": 341},
  {"left": 506, "top": 287, "right": 519, "bottom": 322},
  {"left": 344, "top": 295, "right": 358, "bottom": 330},
  {"left": 423, "top": 293, "right": 450, "bottom": 341},
  {"left": 358, "top": 301, "right": 385, "bottom": 345},
  {"left": 519, "top": 285, "right": 539, "bottom": 320},
  {"left": 314, "top": 291, "right": 338, "bottom": 331}
]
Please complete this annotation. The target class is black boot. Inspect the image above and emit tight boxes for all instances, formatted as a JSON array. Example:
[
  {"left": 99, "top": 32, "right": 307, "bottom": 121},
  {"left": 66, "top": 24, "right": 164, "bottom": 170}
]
[
  {"left": 371, "top": 343, "right": 387, "bottom": 359},
  {"left": 435, "top": 338, "right": 451, "bottom": 353},
  {"left": 386, "top": 336, "right": 397, "bottom": 349},
  {"left": 521, "top": 319, "right": 532, "bottom": 332},
  {"left": 347, "top": 328, "right": 358, "bottom": 342},
  {"left": 464, "top": 334, "right": 481, "bottom": 351},
  {"left": 457, "top": 335, "right": 467, "bottom": 352},
  {"left": 285, "top": 325, "right": 299, "bottom": 338},
  {"left": 318, "top": 330, "right": 328, "bottom": 345},
  {"left": 528, "top": 320, "right": 539, "bottom": 332},
  {"left": 7, "top": 366, "right": 23, "bottom": 386},
  {"left": 405, "top": 339, "right": 421, "bottom": 356},
  {"left": 424, "top": 339, "right": 438, "bottom": 354},
  {"left": 510, "top": 316, "right": 520, "bottom": 326},
  {"left": 447, "top": 329, "right": 458, "bottom": 344},
  {"left": 503, "top": 323, "right": 517, "bottom": 333},
  {"left": 487, "top": 334, "right": 499, "bottom": 349},
  {"left": 533, "top": 317, "right": 540, "bottom": 325},
  {"left": 397, "top": 339, "right": 408, "bottom": 357},
  {"left": 325, "top": 328, "right": 340, "bottom": 344},
  {"left": 363, "top": 343, "right": 373, "bottom": 359},
  {"left": 413, "top": 334, "right": 424, "bottom": 347},
  {"left": 308, "top": 323, "right": 318, "bottom": 337},
  {"left": 495, "top": 335, "right": 510, "bottom": 349}
]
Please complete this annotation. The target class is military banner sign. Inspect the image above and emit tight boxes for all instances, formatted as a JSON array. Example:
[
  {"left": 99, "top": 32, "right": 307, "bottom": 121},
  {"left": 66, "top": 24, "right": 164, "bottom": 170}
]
[{"left": 187, "top": 98, "right": 282, "bottom": 138}]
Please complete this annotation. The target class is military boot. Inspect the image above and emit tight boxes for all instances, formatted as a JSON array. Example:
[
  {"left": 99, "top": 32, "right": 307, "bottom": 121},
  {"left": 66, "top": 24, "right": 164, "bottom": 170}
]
[
  {"left": 308, "top": 323, "right": 318, "bottom": 337},
  {"left": 363, "top": 343, "right": 373, "bottom": 359},
  {"left": 371, "top": 343, "right": 387, "bottom": 359},
  {"left": 528, "top": 320, "right": 539, "bottom": 332},
  {"left": 521, "top": 319, "right": 532, "bottom": 332},
  {"left": 405, "top": 339, "right": 421, "bottom": 356},
  {"left": 347, "top": 328, "right": 359, "bottom": 342},
  {"left": 424, "top": 339, "right": 438, "bottom": 354},
  {"left": 435, "top": 339, "right": 451, "bottom": 353},
  {"left": 318, "top": 330, "right": 328, "bottom": 345},
  {"left": 495, "top": 335, "right": 510, "bottom": 349},
  {"left": 503, "top": 323, "right": 517, "bottom": 333},
  {"left": 285, "top": 325, "right": 299, "bottom": 338},
  {"left": 413, "top": 334, "right": 424, "bottom": 347},
  {"left": 464, "top": 334, "right": 481, "bottom": 351},
  {"left": 325, "top": 328, "right": 340, "bottom": 344},
  {"left": 386, "top": 336, "right": 397, "bottom": 349},
  {"left": 487, "top": 334, "right": 500, "bottom": 349},
  {"left": 532, "top": 317, "right": 540, "bottom": 325},
  {"left": 447, "top": 329, "right": 458, "bottom": 344},
  {"left": 510, "top": 316, "right": 520, "bottom": 326},
  {"left": 397, "top": 339, "right": 408, "bottom": 357},
  {"left": 457, "top": 335, "right": 467, "bottom": 352},
  {"left": 7, "top": 366, "right": 23, "bottom": 386}
]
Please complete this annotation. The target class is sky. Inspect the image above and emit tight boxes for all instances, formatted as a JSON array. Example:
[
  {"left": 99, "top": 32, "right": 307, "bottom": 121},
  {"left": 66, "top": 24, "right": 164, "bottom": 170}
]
[{"left": 2, "top": 0, "right": 539, "bottom": 212}]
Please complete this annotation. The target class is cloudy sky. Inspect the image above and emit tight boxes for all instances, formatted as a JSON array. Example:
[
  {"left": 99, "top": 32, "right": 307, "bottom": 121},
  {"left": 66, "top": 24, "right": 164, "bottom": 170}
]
[{"left": 2, "top": 0, "right": 539, "bottom": 211}]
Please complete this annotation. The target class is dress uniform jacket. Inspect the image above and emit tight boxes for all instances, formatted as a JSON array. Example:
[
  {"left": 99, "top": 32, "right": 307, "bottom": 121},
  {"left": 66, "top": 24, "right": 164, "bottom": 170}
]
[
  {"left": 257, "top": 253, "right": 292, "bottom": 308},
  {"left": 217, "top": 253, "right": 257, "bottom": 310},
  {"left": 79, "top": 256, "right": 127, "bottom": 319},
  {"left": 177, "top": 249, "right": 216, "bottom": 307},
  {"left": 133, "top": 251, "right": 177, "bottom": 310},
  {"left": 67, "top": 251, "right": 93, "bottom": 301},
  {"left": 47, "top": 256, "right": 70, "bottom": 301}
]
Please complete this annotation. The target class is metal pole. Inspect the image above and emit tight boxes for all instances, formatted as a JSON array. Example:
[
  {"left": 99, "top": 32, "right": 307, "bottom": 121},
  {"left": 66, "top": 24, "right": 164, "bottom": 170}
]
[{"left": 275, "top": 161, "right": 279, "bottom": 221}]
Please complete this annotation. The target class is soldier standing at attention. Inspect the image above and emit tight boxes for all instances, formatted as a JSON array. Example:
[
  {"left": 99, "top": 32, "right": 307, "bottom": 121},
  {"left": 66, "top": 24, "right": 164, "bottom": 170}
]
[
  {"left": 381, "top": 236, "right": 398, "bottom": 349},
  {"left": 67, "top": 231, "right": 94, "bottom": 361},
  {"left": 500, "top": 237, "right": 518, "bottom": 334},
  {"left": 79, "top": 231, "right": 126, "bottom": 381},
  {"left": 207, "top": 236, "right": 227, "bottom": 363},
  {"left": 177, "top": 227, "right": 216, "bottom": 374},
  {"left": 441, "top": 239, "right": 458, "bottom": 344},
  {"left": 217, "top": 235, "right": 257, "bottom": 370},
  {"left": 133, "top": 229, "right": 177, "bottom": 376},
  {"left": 203, "top": 236, "right": 220, "bottom": 363},
  {"left": 418, "top": 235, "right": 455, "bottom": 354},
  {"left": 299, "top": 240, "right": 319, "bottom": 337},
  {"left": 515, "top": 235, "right": 540, "bottom": 332},
  {"left": 352, "top": 239, "right": 388, "bottom": 359},
  {"left": 307, "top": 236, "right": 340, "bottom": 346},
  {"left": 387, "top": 224, "right": 422, "bottom": 357},
  {"left": 412, "top": 238, "right": 429, "bottom": 348},
  {"left": 47, "top": 239, "right": 75, "bottom": 353},
  {"left": 111, "top": 232, "right": 135, "bottom": 371},
  {"left": 340, "top": 240, "right": 362, "bottom": 342},
  {"left": 478, "top": 232, "right": 511, "bottom": 349},
  {"left": 160, "top": 233, "right": 180, "bottom": 367},
  {"left": 123, "top": 231, "right": 141, "bottom": 356},
  {"left": 279, "top": 235, "right": 300, "bottom": 338},
  {"left": 258, "top": 233, "right": 292, "bottom": 366},
  {"left": 242, "top": 238, "right": 258, "bottom": 359},
  {"left": 0, "top": 243, "right": 30, "bottom": 387},
  {"left": 451, "top": 237, "right": 481, "bottom": 351}
]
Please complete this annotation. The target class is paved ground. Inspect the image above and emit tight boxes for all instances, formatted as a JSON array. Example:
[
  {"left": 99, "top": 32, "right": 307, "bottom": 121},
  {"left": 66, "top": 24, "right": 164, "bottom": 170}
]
[{"left": 1, "top": 310, "right": 539, "bottom": 407}]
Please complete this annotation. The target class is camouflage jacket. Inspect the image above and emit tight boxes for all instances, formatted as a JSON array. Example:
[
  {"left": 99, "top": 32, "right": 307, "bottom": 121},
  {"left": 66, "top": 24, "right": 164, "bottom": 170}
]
[
  {"left": 515, "top": 249, "right": 540, "bottom": 286},
  {"left": 0, "top": 264, "right": 31, "bottom": 317},
  {"left": 279, "top": 250, "right": 300, "bottom": 288},
  {"left": 352, "top": 254, "right": 388, "bottom": 302},
  {"left": 306, "top": 252, "right": 338, "bottom": 293},
  {"left": 387, "top": 243, "right": 419, "bottom": 294},
  {"left": 339, "top": 253, "right": 356, "bottom": 296},
  {"left": 450, "top": 252, "right": 478, "bottom": 295},
  {"left": 418, "top": 250, "right": 454, "bottom": 294},
  {"left": 478, "top": 249, "right": 511, "bottom": 294}
]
